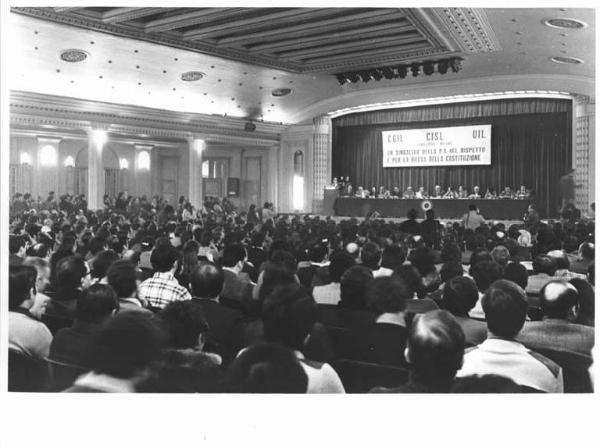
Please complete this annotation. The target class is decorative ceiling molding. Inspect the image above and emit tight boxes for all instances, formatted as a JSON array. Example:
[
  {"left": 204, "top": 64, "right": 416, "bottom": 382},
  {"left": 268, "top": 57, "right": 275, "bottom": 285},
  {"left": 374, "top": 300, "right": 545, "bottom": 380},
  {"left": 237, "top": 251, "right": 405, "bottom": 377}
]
[
  {"left": 11, "top": 7, "right": 481, "bottom": 74},
  {"left": 10, "top": 91, "right": 285, "bottom": 146},
  {"left": 428, "top": 8, "right": 501, "bottom": 53}
]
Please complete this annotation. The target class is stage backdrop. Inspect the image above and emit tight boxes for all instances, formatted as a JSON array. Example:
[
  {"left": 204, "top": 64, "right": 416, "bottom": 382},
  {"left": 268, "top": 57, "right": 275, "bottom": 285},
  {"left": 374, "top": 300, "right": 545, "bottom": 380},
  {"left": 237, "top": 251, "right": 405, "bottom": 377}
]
[{"left": 332, "top": 98, "right": 572, "bottom": 218}]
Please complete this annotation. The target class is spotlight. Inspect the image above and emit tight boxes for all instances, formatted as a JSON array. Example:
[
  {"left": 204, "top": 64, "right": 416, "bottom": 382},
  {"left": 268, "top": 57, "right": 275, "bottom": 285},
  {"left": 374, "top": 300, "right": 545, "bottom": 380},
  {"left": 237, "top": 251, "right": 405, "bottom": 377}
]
[
  {"left": 348, "top": 73, "right": 360, "bottom": 83},
  {"left": 450, "top": 58, "right": 463, "bottom": 73},
  {"left": 397, "top": 65, "right": 407, "bottom": 78},
  {"left": 359, "top": 71, "right": 372, "bottom": 82},
  {"left": 410, "top": 62, "right": 420, "bottom": 77},
  {"left": 437, "top": 59, "right": 449, "bottom": 74},
  {"left": 423, "top": 61, "right": 435, "bottom": 76},
  {"left": 381, "top": 67, "right": 394, "bottom": 79},
  {"left": 335, "top": 74, "right": 347, "bottom": 85}
]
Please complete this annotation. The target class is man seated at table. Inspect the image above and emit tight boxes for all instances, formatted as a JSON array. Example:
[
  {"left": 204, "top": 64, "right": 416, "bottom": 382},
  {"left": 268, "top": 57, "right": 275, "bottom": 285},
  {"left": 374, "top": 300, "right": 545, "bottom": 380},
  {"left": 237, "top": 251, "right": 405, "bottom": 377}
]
[
  {"left": 484, "top": 187, "right": 497, "bottom": 199},
  {"left": 457, "top": 186, "right": 468, "bottom": 199},
  {"left": 431, "top": 185, "right": 443, "bottom": 199},
  {"left": 391, "top": 187, "right": 401, "bottom": 198},
  {"left": 468, "top": 186, "right": 482, "bottom": 199},
  {"left": 516, "top": 185, "right": 530, "bottom": 200},
  {"left": 499, "top": 186, "right": 515, "bottom": 199},
  {"left": 443, "top": 187, "right": 457, "bottom": 199},
  {"left": 355, "top": 186, "right": 366, "bottom": 198},
  {"left": 415, "top": 187, "right": 429, "bottom": 199},
  {"left": 403, "top": 186, "right": 416, "bottom": 199}
]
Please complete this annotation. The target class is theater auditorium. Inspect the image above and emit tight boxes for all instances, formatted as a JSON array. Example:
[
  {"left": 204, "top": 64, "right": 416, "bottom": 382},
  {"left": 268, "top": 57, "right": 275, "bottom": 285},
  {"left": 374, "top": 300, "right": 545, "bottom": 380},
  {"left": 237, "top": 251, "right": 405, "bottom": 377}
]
[{"left": 4, "top": 6, "right": 596, "bottom": 397}]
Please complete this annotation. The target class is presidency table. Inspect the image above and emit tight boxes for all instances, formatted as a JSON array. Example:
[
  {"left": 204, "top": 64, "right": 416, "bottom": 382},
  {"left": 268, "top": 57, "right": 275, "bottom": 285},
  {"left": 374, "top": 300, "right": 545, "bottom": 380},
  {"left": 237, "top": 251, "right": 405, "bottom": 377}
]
[{"left": 334, "top": 198, "right": 531, "bottom": 220}]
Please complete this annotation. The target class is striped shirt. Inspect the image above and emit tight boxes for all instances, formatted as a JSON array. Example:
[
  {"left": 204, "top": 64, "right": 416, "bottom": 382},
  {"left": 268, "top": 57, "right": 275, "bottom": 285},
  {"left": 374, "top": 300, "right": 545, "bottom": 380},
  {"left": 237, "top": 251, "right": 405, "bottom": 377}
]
[{"left": 138, "top": 272, "right": 191, "bottom": 309}]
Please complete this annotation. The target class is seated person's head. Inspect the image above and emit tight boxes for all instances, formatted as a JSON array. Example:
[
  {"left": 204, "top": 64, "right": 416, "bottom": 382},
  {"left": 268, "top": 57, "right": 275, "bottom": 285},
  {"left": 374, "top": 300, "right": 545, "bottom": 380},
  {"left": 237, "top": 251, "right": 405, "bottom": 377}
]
[
  {"left": 408, "top": 247, "right": 436, "bottom": 276},
  {"left": 569, "top": 278, "right": 594, "bottom": 325},
  {"left": 393, "top": 264, "right": 423, "bottom": 298},
  {"left": 503, "top": 262, "right": 528, "bottom": 290},
  {"left": 9, "top": 234, "right": 27, "bottom": 256},
  {"left": 381, "top": 245, "right": 406, "bottom": 270},
  {"left": 366, "top": 276, "right": 411, "bottom": 316},
  {"left": 443, "top": 276, "right": 479, "bottom": 317},
  {"left": 579, "top": 242, "right": 594, "bottom": 261},
  {"left": 56, "top": 255, "right": 88, "bottom": 291},
  {"left": 23, "top": 256, "right": 51, "bottom": 294},
  {"left": 360, "top": 242, "right": 382, "bottom": 270},
  {"left": 490, "top": 245, "right": 510, "bottom": 268},
  {"left": 106, "top": 260, "right": 138, "bottom": 299},
  {"left": 328, "top": 251, "right": 355, "bottom": 283},
  {"left": 405, "top": 310, "right": 465, "bottom": 391},
  {"left": 470, "top": 260, "right": 503, "bottom": 293},
  {"left": 26, "top": 242, "right": 51, "bottom": 259},
  {"left": 158, "top": 300, "right": 210, "bottom": 350},
  {"left": 90, "top": 313, "right": 165, "bottom": 381},
  {"left": 225, "top": 343, "right": 308, "bottom": 393},
  {"left": 91, "top": 250, "right": 119, "bottom": 281},
  {"left": 76, "top": 283, "right": 119, "bottom": 324},
  {"left": 308, "top": 243, "right": 327, "bottom": 263},
  {"left": 532, "top": 255, "right": 557, "bottom": 276},
  {"left": 9, "top": 265, "right": 37, "bottom": 310},
  {"left": 468, "top": 249, "right": 493, "bottom": 270},
  {"left": 339, "top": 265, "right": 373, "bottom": 310},
  {"left": 546, "top": 250, "right": 570, "bottom": 271},
  {"left": 452, "top": 374, "right": 524, "bottom": 393},
  {"left": 190, "top": 262, "right": 224, "bottom": 299},
  {"left": 440, "top": 261, "right": 464, "bottom": 283},
  {"left": 539, "top": 280, "right": 578, "bottom": 319},
  {"left": 482, "top": 280, "right": 528, "bottom": 338},
  {"left": 221, "top": 243, "right": 247, "bottom": 269},
  {"left": 262, "top": 284, "right": 318, "bottom": 352},
  {"left": 150, "top": 244, "right": 179, "bottom": 273}
]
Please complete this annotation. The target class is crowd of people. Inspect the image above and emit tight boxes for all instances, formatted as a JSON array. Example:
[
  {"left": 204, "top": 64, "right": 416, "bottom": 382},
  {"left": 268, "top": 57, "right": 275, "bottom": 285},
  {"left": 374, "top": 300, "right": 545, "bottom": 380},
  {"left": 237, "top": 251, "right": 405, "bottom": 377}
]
[
  {"left": 7, "top": 189, "right": 595, "bottom": 393},
  {"left": 332, "top": 176, "right": 532, "bottom": 200}
]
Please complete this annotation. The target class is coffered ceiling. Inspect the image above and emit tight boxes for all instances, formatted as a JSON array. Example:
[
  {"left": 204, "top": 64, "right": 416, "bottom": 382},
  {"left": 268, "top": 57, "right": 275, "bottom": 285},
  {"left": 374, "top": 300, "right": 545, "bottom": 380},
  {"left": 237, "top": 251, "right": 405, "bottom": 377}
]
[{"left": 7, "top": 6, "right": 595, "bottom": 126}]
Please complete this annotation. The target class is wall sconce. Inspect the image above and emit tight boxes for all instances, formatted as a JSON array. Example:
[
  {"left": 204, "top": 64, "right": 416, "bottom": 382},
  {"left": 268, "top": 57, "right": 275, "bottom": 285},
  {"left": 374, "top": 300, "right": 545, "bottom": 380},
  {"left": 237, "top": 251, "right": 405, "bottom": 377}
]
[
  {"left": 20, "top": 152, "right": 32, "bottom": 165},
  {"left": 64, "top": 156, "right": 75, "bottom": 167},
  {"left": 119, "top": 158, "right": 129, "bottom": 170}
]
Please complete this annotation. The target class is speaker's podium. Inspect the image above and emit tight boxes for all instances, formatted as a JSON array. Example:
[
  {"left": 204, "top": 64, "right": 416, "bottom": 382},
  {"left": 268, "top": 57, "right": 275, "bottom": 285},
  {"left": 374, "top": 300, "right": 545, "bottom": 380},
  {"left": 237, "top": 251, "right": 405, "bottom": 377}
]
[{"left": 322, "top": 187, "right": 338, "bottom": 216}]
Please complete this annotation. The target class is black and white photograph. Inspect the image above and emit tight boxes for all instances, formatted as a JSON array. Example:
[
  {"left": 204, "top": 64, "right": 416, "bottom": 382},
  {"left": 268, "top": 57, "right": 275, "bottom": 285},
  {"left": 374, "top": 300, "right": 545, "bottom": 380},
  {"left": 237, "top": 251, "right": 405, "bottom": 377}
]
[{"left": 0, "top": 1, "right": 597, "bottom": 446}]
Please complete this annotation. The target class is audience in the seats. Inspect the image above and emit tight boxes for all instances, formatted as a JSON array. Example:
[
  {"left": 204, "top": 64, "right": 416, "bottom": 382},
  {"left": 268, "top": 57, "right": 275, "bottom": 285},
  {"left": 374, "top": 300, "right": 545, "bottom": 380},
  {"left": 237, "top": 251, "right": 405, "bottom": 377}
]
[
  {"left": 66, "top": 313, "right": 166, "bottom": 392},
  {"left": 6, "top": 191, "right": 596, "bottom": 393},
  {"left": 569, "top": 277, "right": 595, "bottom": 327},
  {"left": 44, "top": 255, "right": 91, "bottom": 334},
  {"left": 106, "top": 260, "right": 153, "bottom": 316},
  {"left": 225, "top": 343, "right": 308, "bottom": 393},
  {"left": 9, "top": 265, "right": 53, "bottom": 359},
  {"left": 353, "top": 276, "right": 411, "bottom": 366},
  {"left": 517, "top": 280, "right": 594, "bottom": 355},
  {"left": 262, "top": 283, "right": 344, "bottom": 393},
  {"left": 190, "top": 262, "right": 244, "bottom": 363},
  {"left": 339, "top": 265, "right": 373, "bottom": 311},
  {"left": 372, "top": 310, "right": 465, "bottom": 393},
  {"left": 468, "top": 260, "right": 503, "bottom": 320},
  {"left": 457, "top": 280, "right": 564, "bottom": 393},
  {"left": 526, "top": 255, "right": 558, "bottom": 295},
  {"left": 442, "top": 276, "right": 487, "bottom": 346},
  {"left": 50, "top": 283, "right": 119, "bottom": 368},
  {"left": 220, "top": 243, "right": 255, "bottom": 305},
  {"left": 9, "top": 234, "right": 27, "bottom": 266},
  {"left": 140, "top": 301, "right": 222, "bottom": 392},
  {"left": 138, "top": 244, "right": 191, "bottom": 308},
  {"left": 313, "top": 251, "right": 355, "bottom": 305},
  {"left": 451, "top": 374, "right": 526, "bottom": 393}
]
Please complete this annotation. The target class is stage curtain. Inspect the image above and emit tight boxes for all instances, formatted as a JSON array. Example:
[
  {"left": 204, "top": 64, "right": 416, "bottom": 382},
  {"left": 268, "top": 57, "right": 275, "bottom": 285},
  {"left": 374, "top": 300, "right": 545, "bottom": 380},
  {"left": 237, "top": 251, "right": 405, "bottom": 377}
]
[{"left": 332, "top": 99, "right": 572, "bottom": 218}]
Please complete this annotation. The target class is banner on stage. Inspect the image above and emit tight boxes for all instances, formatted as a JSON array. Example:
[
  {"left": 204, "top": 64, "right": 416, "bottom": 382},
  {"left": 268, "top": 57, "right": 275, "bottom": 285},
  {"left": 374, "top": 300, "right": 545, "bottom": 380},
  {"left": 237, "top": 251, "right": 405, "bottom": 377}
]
[{"left": 382, "top": 124, "right": 491, "bottom": 168}]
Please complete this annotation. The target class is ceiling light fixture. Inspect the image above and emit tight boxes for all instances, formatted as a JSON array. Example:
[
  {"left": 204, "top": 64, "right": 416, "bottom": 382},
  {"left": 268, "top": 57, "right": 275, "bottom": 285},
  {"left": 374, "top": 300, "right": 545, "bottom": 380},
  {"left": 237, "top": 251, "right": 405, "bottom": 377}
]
[
  {"left": 272, "top": 88, "right": 292, "bottom": 97},
  {"left": 60, "top": 49, "right": 88, "bottom": 63},
  {"left": 550, "top": 56, "right": 584, "bottom": 64},
  {"left": 544, "top": 18, "right": 587, "bottom": 29},
  {"left": 180, "top": 71, "right": 205, "bottom": 81}
]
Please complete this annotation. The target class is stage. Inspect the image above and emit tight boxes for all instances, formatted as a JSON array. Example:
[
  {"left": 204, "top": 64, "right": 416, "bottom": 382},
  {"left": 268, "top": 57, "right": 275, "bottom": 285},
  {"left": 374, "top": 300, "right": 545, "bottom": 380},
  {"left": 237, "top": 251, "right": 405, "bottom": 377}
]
[{"left": 333, "top": 198, "right": 531, "bottom": 220}]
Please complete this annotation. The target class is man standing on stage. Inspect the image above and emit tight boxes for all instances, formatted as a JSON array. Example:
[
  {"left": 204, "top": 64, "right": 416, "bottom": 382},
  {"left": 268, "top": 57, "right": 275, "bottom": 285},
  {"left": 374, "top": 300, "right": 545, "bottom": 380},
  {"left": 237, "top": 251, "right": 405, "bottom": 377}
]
[{"left": 559, "top": 169, "right": 582, "bottom": 210}]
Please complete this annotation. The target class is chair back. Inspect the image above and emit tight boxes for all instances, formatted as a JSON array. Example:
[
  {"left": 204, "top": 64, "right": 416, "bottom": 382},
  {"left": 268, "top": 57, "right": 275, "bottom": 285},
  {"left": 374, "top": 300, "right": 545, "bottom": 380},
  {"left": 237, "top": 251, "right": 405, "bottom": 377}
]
[
  {"left": 8, "top": 350, "right": 48, "bottom": 392},
  {"left": 534, "top": 348, "right": 593, "bottom": 393},
  {"left": 46, "top": 358, "right": 89, "bottom": 392},
  {"left": 331, "top": 359, "right": 409, "bottom": 393}
]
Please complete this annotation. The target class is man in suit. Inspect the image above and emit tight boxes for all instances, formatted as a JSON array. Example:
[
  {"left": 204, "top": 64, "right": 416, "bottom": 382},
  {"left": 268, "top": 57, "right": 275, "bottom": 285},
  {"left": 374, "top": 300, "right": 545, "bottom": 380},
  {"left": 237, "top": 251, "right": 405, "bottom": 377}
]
[
  {"left": 517, "top": 280, "right": 594, "bottom": 356},
  {"left": 219, "top": 243, "right": 255, "bottom": 306},
  {"left": 443, "top": 276, "right": 487, "bottom": 346},
  {"left": 457, "top": 280, "right": 563, "bottom": 393},
  {"left": 191, "top": 262, "right": 244, "bottom": 364}
]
